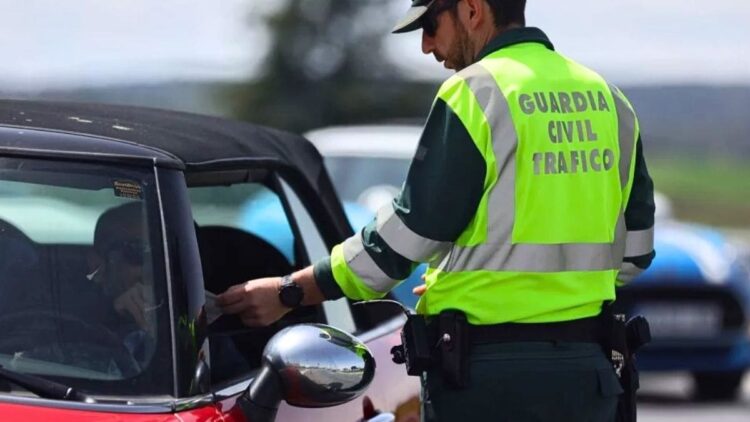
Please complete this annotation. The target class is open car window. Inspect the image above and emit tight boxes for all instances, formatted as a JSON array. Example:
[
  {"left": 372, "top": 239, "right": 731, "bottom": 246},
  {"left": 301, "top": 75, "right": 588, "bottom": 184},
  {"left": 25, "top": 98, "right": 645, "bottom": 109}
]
[
  {"left": 188, "top": 178, "right": 322, "bottom": 388},
  {"left": 0, "top": 157, "right": 172, "bottom": 398}
]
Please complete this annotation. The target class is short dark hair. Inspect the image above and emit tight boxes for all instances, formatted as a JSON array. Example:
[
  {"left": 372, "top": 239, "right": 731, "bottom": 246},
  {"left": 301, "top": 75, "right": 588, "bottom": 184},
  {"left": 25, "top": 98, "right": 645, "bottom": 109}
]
[
  {"left": 485, "top": 0, "right": 526, "bottom": 27},
  {"left": 94, "top": 202, "right": 143, "bottom": 252}
]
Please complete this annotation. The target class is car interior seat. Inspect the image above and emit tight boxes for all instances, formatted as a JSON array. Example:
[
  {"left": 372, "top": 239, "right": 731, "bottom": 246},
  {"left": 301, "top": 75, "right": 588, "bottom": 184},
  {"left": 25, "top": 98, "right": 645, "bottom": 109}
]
[{"left": 197, "top": 225, "right": 293, "bottom": 296}]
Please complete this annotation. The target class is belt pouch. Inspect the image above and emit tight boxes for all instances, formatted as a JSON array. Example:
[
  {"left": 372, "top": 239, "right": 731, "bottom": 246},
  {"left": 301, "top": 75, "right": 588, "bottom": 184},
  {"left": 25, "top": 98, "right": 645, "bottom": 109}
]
[{"left": 438, "top": 310, "right": 470, "bottom": 389}]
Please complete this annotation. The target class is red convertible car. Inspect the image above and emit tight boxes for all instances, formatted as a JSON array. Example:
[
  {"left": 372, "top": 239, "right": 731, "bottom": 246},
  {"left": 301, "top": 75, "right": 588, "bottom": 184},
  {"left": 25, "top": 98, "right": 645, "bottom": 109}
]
[{"left": 0, "top": 101, "right": 419, "bottom": 421}]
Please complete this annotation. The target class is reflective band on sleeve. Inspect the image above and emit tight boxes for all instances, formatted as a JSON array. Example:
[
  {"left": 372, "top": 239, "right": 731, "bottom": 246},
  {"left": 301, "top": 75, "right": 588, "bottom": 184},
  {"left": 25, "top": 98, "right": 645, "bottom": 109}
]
[
  {"left": 341, "top": 234, "right": 397, "bottom": 293},
  {"left": 376, "top": 204, "right": 452, "bottom": 263},
  {"left": 617, "top": 262, "right": 643, "bottom": 284},
  {"left": 610, "top": 85, "right": 638, "bottom": 191},
  {"left": 624, "top": 227, "right": 654, "bottom": 258},
  {"left": 445, "top": 241, "right": 619, "bottom": 273}
]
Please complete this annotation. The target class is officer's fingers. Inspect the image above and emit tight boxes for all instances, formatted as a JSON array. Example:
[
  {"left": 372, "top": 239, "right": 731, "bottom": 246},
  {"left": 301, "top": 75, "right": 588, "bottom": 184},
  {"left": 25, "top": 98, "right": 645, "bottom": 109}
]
[
  {"left": 412, "top": 284, "right": 427, "bottom": 296},
  {"left": 216, "top": 283, "right": 248, "bottom": 306}
]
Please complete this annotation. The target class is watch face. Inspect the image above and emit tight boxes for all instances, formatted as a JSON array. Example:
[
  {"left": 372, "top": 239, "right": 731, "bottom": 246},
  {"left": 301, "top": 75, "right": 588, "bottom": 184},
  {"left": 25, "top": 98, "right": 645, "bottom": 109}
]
[{"left": 280, "top": 281, "right": 304, "bottom": 308}]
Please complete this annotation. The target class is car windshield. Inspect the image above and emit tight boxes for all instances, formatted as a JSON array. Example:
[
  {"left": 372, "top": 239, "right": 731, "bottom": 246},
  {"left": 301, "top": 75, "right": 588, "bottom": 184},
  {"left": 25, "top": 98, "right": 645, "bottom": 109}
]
[
  {"left": 0, "top": 157, "right": 171, "bottom": 397},
  {"left": 324, "top": 156, "right": 411, "bottom": 212}
]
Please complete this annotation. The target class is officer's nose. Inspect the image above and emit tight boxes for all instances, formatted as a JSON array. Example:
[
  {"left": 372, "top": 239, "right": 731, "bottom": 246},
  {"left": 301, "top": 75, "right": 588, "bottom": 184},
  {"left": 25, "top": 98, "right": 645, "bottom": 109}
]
[{"left": 422, "top": 30, "right": 435, "bottom": 55}]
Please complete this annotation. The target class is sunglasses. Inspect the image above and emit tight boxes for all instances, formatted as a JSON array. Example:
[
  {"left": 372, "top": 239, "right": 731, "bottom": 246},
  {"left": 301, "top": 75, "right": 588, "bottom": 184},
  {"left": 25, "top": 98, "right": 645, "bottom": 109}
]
[
  {"left": 104, "top": 239, "right": 149, "bottom": 266},
  {"left": 421, "top": 0, "right": 459, "bottom": 36}
]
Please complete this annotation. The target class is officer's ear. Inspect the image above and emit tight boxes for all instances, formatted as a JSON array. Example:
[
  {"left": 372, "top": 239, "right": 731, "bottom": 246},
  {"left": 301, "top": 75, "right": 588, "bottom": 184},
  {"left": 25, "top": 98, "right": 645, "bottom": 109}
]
[{"left": 459, "top": 0, "right": 490, "bottom": 31}]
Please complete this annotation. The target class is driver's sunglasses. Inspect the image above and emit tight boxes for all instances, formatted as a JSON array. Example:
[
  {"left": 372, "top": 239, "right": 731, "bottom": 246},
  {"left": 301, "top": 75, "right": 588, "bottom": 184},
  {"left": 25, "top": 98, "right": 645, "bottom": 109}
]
[
  {"left": 421, "top": 0, "right": 459, "bottom": 37},
  {"left": 105, "top": 239, "right": 149, "bottom": 266}
]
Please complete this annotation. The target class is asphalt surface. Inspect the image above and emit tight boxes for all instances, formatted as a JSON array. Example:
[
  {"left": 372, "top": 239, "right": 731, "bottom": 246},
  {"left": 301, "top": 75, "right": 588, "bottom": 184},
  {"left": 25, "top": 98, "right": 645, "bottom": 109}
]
[{"left": 638, "top": 372, "right": 750, "bottom": 421}]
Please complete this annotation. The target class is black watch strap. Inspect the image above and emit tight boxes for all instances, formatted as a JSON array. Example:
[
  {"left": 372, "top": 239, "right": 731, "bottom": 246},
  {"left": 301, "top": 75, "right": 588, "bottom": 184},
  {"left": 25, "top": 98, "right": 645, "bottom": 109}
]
[{"left": 278, "top": 274, "right": 304, "bottom": 308}]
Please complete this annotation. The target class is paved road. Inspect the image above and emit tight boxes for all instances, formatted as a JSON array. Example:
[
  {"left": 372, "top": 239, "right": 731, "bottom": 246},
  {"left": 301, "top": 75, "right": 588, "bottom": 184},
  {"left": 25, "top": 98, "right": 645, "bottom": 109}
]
[{"left": 639, "top": 372, "right": 750, "bottom": 421}]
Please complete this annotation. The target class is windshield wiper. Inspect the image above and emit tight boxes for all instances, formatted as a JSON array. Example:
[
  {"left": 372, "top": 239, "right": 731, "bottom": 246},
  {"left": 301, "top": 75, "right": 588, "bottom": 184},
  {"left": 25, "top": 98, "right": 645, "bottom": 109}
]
[{"left": 0, "top": 365, "right": 90, "bottom": 402}]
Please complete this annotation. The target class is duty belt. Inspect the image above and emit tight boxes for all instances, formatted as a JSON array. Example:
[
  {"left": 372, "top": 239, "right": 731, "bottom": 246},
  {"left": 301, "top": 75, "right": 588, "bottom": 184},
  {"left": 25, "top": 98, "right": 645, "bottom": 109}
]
[{"left": 426, "top": 315, "right": 603, "bottom": 345}]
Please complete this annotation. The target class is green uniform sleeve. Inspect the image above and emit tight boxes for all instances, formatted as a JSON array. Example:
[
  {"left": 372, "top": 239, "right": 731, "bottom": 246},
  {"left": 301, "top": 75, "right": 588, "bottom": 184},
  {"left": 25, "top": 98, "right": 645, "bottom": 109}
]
[{"left": 624, "top": 137, "right": 655, "bottom": 270}]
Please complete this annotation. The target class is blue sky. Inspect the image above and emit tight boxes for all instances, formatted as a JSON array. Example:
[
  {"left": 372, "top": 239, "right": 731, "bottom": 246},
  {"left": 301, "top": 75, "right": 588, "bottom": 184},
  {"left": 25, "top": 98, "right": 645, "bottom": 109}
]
[{"left": 0, "top": 0, "right": 747, "bottom": 90}]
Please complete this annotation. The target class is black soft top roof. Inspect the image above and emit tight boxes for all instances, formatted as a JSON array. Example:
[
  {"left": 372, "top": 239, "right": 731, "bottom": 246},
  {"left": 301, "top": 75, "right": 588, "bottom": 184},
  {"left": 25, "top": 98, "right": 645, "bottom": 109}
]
[
  {"left": 0, "top": 100, "right": 323, "bottom": 170},
  {"left": 0, "top": 100, "right": 351, "bottom": 238}
]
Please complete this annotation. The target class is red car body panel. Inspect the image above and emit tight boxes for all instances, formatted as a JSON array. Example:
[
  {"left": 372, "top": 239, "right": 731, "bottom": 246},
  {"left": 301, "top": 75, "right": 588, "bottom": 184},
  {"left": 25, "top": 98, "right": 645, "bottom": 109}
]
[
  {"left": 0, "top": 402, "right": 225, "bottom": 422},
  {"left": 0, "top": 328, "right": 419, "bottom": 422}
]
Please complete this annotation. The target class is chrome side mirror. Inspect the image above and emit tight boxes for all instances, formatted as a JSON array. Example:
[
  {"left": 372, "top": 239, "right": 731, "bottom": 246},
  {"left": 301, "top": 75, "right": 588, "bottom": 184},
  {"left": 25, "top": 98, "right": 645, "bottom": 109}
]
[{"left": 240, "top": 324, "right": 376, "bottom": 422}]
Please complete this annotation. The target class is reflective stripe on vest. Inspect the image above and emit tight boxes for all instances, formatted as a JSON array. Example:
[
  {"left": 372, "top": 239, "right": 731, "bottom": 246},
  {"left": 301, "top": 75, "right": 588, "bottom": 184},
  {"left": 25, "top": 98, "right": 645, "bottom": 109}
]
[{"left": 376, "top": 204, "right": 452, "bottom": 263}]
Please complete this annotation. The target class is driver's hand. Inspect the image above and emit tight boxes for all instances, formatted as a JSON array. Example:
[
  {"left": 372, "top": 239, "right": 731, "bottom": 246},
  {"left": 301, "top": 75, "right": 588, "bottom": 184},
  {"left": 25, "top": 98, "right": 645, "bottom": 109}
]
[
  {"left": 217, "top": 277, "right": 290, "bottom": 327},
  {"left": 113, "top": 282, "right": 148, "bottom": 331}
]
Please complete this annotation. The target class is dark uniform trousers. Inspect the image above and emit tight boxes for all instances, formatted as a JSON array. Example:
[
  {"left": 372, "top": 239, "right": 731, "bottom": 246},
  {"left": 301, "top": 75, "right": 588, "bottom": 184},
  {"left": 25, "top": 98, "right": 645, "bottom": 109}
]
[{"left": 421, "top": 342, "right": 622, "bottom": 422}]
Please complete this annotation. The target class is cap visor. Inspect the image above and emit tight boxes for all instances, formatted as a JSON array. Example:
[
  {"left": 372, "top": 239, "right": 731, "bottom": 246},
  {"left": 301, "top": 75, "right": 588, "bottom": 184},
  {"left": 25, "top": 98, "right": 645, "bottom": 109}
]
[{"left": 391, "top": 1, "right": 434, "bottom": 34}]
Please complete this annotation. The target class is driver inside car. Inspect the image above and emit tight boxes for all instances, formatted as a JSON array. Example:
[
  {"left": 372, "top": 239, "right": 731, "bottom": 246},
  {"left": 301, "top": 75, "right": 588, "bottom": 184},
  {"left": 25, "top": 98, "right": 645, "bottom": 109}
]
[{"left": 85, "top": 201, "right": 155, "bottom": 365}]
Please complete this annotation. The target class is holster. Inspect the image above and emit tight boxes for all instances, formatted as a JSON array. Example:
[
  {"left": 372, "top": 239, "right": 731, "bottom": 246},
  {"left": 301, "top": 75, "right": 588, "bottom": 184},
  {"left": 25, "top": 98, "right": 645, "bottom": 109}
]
[
  {"left": 390, "top": 310, "right": 470, "bottom": 389},
  {"left": 602, "top": 304, "right": 651, "bottom": 422},
  {"left": 390, "top": 313, "right": 433, "bottom": 376},
  {"left": 436, "top": 310, "right": 470, "bottom": 389}
]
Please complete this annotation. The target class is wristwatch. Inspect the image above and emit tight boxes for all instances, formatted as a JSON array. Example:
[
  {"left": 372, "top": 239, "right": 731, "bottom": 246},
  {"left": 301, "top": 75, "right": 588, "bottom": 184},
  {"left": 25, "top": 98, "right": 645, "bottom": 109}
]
[{"left": 278, "top": 274, "right": 304, "bottom": 309}]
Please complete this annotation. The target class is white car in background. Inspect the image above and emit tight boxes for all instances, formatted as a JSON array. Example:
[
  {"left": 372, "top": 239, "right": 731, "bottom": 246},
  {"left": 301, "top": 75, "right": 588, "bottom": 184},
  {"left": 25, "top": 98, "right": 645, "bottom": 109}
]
[{"left": 306, "top": 125, "right": 422, "bottom": 213}]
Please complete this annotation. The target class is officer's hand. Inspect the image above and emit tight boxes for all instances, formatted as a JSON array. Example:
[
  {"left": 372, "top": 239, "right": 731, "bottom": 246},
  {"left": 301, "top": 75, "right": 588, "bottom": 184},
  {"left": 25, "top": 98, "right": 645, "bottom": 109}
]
[
  {"left": 413, "top": 272, "right": 428, "bottom": 296},
  {"left": 113, "top": 282, "right": 148, "bottom": 330},
  {"left": 217, "top": 277, "right": 290, "bottom": 327}
]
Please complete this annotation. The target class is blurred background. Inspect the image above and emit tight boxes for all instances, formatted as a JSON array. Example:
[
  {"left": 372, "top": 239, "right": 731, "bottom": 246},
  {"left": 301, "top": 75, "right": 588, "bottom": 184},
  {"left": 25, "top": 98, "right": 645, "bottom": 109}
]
[
  {"left": 1, "top": 0, "right": 749, "bottom": 419},
  {"left": 2, "top": 0, "right": 748, "bottom": 229}
]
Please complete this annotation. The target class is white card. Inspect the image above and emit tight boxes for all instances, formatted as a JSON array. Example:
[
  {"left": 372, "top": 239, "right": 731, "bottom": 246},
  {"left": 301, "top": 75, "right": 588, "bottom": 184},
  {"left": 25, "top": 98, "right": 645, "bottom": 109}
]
[{"left": 204, "top": 290, "right": 222, "bottom": 325}]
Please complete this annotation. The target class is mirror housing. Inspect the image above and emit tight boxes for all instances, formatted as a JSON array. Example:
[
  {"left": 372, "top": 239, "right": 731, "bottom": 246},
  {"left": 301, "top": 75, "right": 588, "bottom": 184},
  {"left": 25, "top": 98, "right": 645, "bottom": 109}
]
[{"left": 240, "top": 323, "right": 376, "bottom": 422}]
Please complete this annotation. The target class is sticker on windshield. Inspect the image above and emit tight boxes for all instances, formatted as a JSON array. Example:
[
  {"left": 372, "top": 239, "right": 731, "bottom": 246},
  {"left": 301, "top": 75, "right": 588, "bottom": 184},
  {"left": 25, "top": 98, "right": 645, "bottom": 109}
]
[{"left": 113, "top": 180, "right": 143, "bottom": 200}]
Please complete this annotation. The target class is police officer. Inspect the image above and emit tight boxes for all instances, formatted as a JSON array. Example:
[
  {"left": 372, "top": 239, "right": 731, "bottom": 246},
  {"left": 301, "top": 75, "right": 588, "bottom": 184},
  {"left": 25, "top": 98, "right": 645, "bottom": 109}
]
[{"left": 217, "top": 0, "right": 655, "bottom": 420}]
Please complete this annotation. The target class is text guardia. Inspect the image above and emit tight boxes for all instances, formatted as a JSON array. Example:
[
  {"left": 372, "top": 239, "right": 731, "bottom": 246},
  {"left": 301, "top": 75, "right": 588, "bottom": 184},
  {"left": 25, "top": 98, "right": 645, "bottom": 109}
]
[{"left": 519, "top": 90, "right": 615, "bottom": 176}]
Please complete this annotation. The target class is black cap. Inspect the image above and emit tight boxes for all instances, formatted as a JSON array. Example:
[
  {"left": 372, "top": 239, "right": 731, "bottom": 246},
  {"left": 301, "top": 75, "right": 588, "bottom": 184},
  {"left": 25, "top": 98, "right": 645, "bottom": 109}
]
[{"left": 392, "top": 0, "right": 435, "bottom": 34}]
